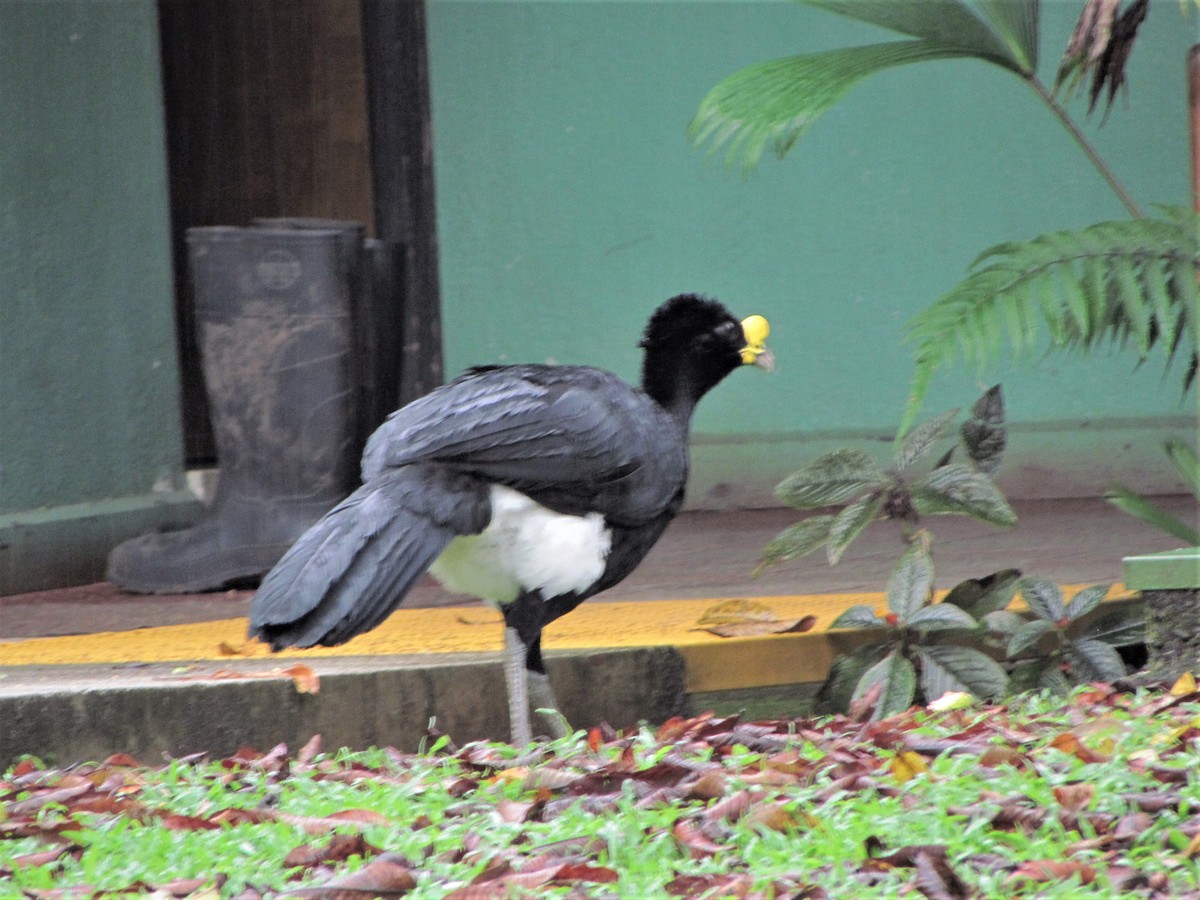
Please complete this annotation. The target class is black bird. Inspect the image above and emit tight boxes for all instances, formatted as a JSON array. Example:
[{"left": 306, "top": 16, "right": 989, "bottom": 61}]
[{"left": 248, "top": 295, "right": 773, "bottom": 744}]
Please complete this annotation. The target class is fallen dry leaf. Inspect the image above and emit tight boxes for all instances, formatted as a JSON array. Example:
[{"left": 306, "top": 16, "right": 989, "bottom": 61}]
[
  {"left": 1006, "top": 859, "right": 1097, "bottom": 886},
  {"left": 890, "top": 751, "right": 929, "bottom": 784},
  {"left": 456, "top": 610, "right": 502, "bottom": 626},
  {"left": 694, "top": 598, "right": 780, "bottom": 626},
  {"left": 184, "top": 664, "right": 319, "bottom": 694},
  {"left": 283, "top": 833, "right": 380, "bottom": 871},
  {"left": 1170, "top": 671, "right": 1197, "bottom": 696},
  {"left": 704, "top": 615, "right": 818, "bottom": 638},
  {"left": 692, "top": 599, "right": 817, "bottom": 637},
  {"left": 1052, "top": 782, "right": 1095, "bottom": 813},
  {"left": 283, "top": 852, "right": 417, "bottom": 898}
]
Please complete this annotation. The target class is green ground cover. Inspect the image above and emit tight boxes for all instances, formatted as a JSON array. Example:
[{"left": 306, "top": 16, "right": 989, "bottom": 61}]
[{"left": 4, "top": 683, "right": 1200, "bottom": 898}]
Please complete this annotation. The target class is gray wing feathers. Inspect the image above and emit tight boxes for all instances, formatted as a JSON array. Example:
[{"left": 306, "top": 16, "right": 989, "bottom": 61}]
[
  {"left": 248, "top": 467, "right": 490, "bottom": 649},
  {"left": 359, "top": 367, "right": 679, "bottom": 521}
]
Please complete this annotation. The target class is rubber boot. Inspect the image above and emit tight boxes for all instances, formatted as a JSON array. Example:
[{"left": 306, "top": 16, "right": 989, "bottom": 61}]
[
  {"left": 251, "top": 218, "right": 403, "bottom": 450},
  {"left": 106, "top": 226, "right": 361, "bottom": 593}
]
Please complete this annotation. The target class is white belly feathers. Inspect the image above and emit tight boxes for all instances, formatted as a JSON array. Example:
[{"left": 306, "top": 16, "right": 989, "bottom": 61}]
[{"left": 428, "top": 485, "right": 612, "bottom": 606}]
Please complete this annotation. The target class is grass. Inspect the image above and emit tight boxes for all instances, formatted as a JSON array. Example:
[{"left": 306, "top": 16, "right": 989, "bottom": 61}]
[{"left": 4, "top": 685, "right": 1200, "bottom": 897}]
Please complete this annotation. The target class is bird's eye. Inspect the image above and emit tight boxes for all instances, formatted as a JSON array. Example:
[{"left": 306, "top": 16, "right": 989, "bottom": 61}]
[{"left": 715, "top": 321, "right": 739, "bottom": 340}]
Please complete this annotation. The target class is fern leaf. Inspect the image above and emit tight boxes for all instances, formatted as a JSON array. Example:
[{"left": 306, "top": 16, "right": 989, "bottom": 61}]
[
  {"left": 901, "top": 213, "right": 1199, "bottom": 431},
  {"left": 1145, "top": 256, "right": 1178, "bottom": 352}
]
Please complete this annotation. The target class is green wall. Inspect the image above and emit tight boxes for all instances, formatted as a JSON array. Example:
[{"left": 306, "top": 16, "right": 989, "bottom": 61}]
[
  {"left": 0, "top": 1, "right": 197, "bottom": 593},
  {"left": 426, "top": 0, "right": 1197, "bottom": 505}
]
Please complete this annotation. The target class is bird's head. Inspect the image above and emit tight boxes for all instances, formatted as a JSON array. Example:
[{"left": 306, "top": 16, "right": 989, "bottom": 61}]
[{"left": 639, "top": 294, "right": 773, "bottom": 414}]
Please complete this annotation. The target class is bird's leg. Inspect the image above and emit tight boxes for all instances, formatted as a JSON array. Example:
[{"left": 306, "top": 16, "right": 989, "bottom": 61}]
[
  {"left": 522, "top": 632, "right": 571, "bottom": 739},
  {"left": 501, "top": 595, "right": 572, "bottom": 743},
  {"left": 503, "top": 625, "right": 534, "bottom": 746}
]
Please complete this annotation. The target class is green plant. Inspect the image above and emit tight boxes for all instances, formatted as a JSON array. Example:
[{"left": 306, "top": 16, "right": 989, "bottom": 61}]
[
  {"left": 1105, "top": 438, "right": 1200, "bottom": 544},
  {"left": 991, "top": 579, "right": 1146, "bottom": 694},
  {"left": 690, "top": 0, "right": 1197, "bottom": 438},
  {"left": 818, "top": 538, "right": 1012, "bottom": 719},
  {"left": 902, "top": 208, "right": 1199, "bottom": 436},
  {"left": 758, "top": 385, "right": 1015, "bottom": 572},
  {"left": 820, "top": 562, "right": 1146, "bottom": 718}
]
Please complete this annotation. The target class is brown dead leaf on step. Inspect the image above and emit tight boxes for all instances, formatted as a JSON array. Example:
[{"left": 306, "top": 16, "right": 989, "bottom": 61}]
[
  {"left": 180, "top": 664, "right": 320, "bottom": 694},
  {"left": 692, "top": 599, "right": 817, "bottom": 638},
  {"left": 217, "top": 637, "right": 269, "bottom": 657},
  {"left": 457, "top": 609, "right": 503, "bottom": 626}
]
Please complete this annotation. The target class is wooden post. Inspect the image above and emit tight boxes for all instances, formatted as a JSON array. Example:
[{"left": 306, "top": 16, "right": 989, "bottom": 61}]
[{"left": 360, "top": 0, "right": 444, "bottom": 405}]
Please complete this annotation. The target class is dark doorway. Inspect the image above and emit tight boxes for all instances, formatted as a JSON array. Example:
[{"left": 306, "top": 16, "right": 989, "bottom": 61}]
[{"left": 157, "top": 0, "right": 441, "bottom": 465}]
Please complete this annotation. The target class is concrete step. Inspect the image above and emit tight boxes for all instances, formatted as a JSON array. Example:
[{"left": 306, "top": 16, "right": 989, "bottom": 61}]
[{"left": 0, "top": 586, "right": 1137, "bottom": 766}]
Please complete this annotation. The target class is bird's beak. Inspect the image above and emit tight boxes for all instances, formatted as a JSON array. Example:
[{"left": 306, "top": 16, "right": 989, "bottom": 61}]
[{"left": 739, "top": 315, "right": 774, "bottom": 371}]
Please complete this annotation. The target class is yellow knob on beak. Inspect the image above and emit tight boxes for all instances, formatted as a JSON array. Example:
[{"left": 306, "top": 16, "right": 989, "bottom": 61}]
[{"left": 740, "top": 315, "right": 774, "bottom": 370}]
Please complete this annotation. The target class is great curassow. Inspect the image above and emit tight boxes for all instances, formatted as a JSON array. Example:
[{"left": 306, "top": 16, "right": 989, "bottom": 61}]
[{"left": 248, "top": 295, "right": 773, "bottom": 744}]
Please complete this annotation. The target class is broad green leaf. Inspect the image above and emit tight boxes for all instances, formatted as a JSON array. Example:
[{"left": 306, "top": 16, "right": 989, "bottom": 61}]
[
  {"left": 803, "top": 0, "right": 1027, "bottom": 71},
  {"left": 910, "top": 464, "right": 1017, "bottom": 527},
  {"left": 894, "top": 408, "right": 959, "bottom": 472},
  {"left": 854, "top": 650, "right": 917, "bottom": 720},
  {"left": 1078, "top": 606, "right": 1145, "bottom": 648},
  {"left": 819, "top": 643, "right": 888, "bottom": 714},
  {"left": 1064, "top": 584, "right": 1111, "bottom": 622},
  {"left": 827, "top": 490, "right": 886, "bottom": 564},
  {"left": 1020, "top": 579, "right": 1065, "bottom": 623},
  {"left": 982, "top": 609, "right": 1028, "bottom": 637},
  {"left": 774, "top": 448, "right": 887, "bottom": 509},
  {"left": 1104, "top": 485, "right": 1200, "bottom": 545},
  {"left": 918, "top": 645, "right": 1009, "bottom": 702},
  {"left": 830, "top": 604, "right": 887, "bottom": 630},
  {"left": 690, "top": 41, "right": 977, "bottom": 170},
  {"left": 886, "top": 542, "right": 934, "bottom": 622},
  {"left": 1070, "top": 638, "right": 1129, "bottom": 683},
  {"left": 1039, "top": 664, "right": 1072, "bottom": 696},
  {"left": 960, "top": 384, "right": 1006, "bottom": 474},
  {"left": 942, "top": 568, "right": 1022, "bottom": 618},
  {"left": 1007, "top": 619, "right": 1055, "bottom": 657},
  {"left": 1008, "top": 659, "right": 1051, "bottom": 694},
  {"left": 907, "top": 603, "right": 979, "bottom": 633},
  {"left": 1165, "top": 439, "right": 1200, "bottom": 498},
  {"left": 755, "top": 515, "right": 836, "bottom": 574}
]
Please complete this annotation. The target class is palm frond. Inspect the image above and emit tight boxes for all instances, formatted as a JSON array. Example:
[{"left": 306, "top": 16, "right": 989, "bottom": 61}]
[
  {"left": 804, "top": 0, "right": 1037, "bottom": 72},
  {"left": 899, "top": 209, "right": 1200, "bottom": 437},
  {"left": 690, "top": 42, "right": 972, "bottom": 171},
  {"left": 689, "top": 0, "right": 1040, "bottom": 171},
  {"left": 973, "top": 0, "right": 1041, "bottom": 72}
]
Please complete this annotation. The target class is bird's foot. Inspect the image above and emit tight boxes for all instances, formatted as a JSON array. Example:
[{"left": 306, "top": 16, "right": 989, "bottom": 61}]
[{"left": 529, "top": 671, "right": 572, "bottom": 740}]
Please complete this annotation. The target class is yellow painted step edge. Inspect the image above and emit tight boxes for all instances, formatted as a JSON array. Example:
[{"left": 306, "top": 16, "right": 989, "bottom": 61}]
[{"left": 0, "top": 586, "right": 1136, "bottom": 693}]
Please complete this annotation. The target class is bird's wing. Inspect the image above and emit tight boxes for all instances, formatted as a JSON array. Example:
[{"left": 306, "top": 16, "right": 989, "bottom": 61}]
[
  {"left": 249, "top": 465, "right": 491, "bottom": 648},
  {"left": 361, "top": 366, "right": 684, "bottom": 522}
]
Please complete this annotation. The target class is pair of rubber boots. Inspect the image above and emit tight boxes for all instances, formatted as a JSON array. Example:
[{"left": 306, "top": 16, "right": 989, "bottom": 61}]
[{"left": 106, "top": 221, "right": 400, "bottom": 594}]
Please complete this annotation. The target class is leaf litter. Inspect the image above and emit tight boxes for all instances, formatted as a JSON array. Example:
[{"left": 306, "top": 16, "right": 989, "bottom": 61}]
[{"left": 4, "top": 683, "right": 1200, "bottom": 897}]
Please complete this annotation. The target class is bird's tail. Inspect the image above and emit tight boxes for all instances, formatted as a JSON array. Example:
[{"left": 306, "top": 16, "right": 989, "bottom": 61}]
[{"left": 248, "top": 465, "right": 490, "bottom": 649}]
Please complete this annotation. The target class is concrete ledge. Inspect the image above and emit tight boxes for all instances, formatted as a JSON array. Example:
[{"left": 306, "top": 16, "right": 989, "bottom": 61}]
[
  {"left": 0, "top": 491, "right": 202, "bottom": 595},
  {"left": 0, "top": 647, "right": 686, "bottom": 766},
  {"left": 1124, "top": 547, "right": 1200, "bottom": 591}
]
